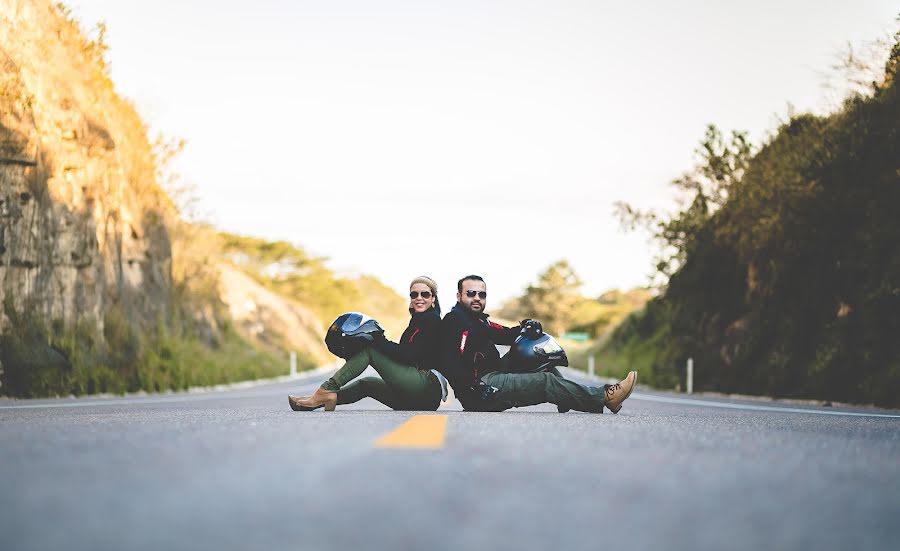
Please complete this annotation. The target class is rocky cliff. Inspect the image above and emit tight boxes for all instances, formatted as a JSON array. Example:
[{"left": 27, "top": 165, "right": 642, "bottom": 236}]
[
  {"left": 1, "top": 0, "right": 175, "bottom": 380},
  {"left": 0, "top": 1, "right": 406, "bottom": 397}
]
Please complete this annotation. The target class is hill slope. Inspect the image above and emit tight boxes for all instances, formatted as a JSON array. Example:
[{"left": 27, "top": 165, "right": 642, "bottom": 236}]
[
  {"left": 0, "top": 1, "right": 404, "bottom": 397},
  {"left": 604, "top": 36, "right": 900, "bottom": 406}
]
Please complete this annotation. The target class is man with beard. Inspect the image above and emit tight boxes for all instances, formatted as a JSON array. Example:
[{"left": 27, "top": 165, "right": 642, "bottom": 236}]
[{"left": 439, "top": 274, "right": 637, "bottom": 413}]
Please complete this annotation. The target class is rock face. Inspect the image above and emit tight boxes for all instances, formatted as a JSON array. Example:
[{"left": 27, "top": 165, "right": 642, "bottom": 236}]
[
  {"left": 217, "top": 263, "right": 329, "bottom": 364},
  {"left": 0, "top": 1, "right": 405, "bottom": 395},
  {"left": 1, "top": 1, "right": 173, "bottom": 375}
]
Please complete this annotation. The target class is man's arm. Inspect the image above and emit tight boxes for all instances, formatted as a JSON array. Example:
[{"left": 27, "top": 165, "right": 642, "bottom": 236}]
[{"left": 483, "top": 319, "right": 521, "bottom": 345}]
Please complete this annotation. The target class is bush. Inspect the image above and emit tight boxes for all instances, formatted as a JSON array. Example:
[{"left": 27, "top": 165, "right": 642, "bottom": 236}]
[{"left": 0, "top": 298, "right": 315, "bottom": 398}]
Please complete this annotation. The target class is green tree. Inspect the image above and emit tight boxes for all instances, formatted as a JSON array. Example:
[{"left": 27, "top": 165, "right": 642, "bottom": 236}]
[
  {"left": 518, "top": 260, "right": 584, "bottom": 336},
  {"left": 605, "top": 29, "right": 900, "bottom": 406},
  {"left": 615, "top": 124, "right": 753, "bottom": 283}
]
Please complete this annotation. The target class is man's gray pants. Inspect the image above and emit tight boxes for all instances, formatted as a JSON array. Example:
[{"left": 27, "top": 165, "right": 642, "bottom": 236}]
[{"left": 478, "top": 371, "right": 607, "bottom": 413}]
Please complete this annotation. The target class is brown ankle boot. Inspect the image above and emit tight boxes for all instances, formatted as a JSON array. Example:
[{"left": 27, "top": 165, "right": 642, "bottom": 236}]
[
  {"left": 605, "top": 371, "right": 637, "bottom": 414},
  {"left": 288, "top": 387, "right": 337, "bottom": 411}
]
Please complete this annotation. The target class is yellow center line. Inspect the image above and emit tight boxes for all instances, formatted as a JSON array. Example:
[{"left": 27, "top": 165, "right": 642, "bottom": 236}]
[{"left": 374, "top": 415, "right": 448, "bottom": 449}]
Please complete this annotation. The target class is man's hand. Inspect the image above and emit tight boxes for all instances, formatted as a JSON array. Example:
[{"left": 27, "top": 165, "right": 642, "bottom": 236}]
[
  {"left": 520, "top": 319, "right": 543, "bottom": 338},
  {"left": 473, "top": 380, "right": 499, "bottom": 401}
]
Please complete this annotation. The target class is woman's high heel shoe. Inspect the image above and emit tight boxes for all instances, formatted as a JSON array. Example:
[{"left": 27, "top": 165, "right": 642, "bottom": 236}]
[{"left": 288, "top": 387, "right": 337, "bottom": 411}]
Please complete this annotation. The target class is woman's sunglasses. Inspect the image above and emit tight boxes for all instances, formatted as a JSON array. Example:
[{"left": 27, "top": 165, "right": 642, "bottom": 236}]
[
  {"left": 409, "top": 291, "right": 433, "bottom": 299},
  {"left": 464, "top": 290, "right": 487, "bottom": 299}
]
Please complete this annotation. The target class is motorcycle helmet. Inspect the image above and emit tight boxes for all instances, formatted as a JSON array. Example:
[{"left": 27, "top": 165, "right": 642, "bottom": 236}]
[
  {"left": 504, "top": 332, "right": 569, "bottom": 374},
  {"left": 325, "top": 312, "right": 384, "bottom": 359}
]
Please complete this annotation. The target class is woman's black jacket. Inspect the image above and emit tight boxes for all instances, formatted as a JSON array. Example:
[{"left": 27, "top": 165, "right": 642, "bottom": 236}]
[{"left": 369, "top": 309, "right": 441, "bottom": 370}]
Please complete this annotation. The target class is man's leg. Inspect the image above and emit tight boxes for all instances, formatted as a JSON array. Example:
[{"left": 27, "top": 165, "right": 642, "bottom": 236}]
[{"left": 481, "top": 371, "right": 606, "bottom": 413}]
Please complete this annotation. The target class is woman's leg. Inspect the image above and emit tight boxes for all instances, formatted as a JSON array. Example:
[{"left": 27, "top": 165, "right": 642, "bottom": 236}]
[
  {"left": 288, "top": 350, "right": 373, "bottom": 411},
  {"left": 320, "top": 349, "right": 374, "bottom": 392},
  {"left": 363, "top": 348, "right": 439, "bottom": 410},
  {"left": 325, "top": 347, "right": 439, "bottom": 410},
  {"left": 337, "top": 377, "right": 400, "bottom": 409}
]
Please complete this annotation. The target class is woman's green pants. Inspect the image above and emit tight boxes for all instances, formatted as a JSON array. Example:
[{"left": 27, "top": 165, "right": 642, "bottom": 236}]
[{"left": 321, "top": 347, "right": 440, "bottom": 411}]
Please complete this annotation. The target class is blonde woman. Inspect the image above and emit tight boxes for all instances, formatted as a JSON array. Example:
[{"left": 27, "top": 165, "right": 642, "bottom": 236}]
[{"left": 289, "top": 276, "right": 448, "bottom": 411}]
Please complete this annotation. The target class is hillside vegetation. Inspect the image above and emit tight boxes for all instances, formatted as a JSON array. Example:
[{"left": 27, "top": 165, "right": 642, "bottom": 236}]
[
  {"left": 496, "top": 260, "right": 652, "bottom": 372},
  {"left": 218, "top": 232, "right": 408, "bottom": 337},
  {"left": 498, "top": 260, "right": 651, "bottom": 339},
  {"left": 605, "top": 33, "right": 900, "bottom": 407},
  {"left": 0, "top": 1, "right": 404, "bottom": 397}
]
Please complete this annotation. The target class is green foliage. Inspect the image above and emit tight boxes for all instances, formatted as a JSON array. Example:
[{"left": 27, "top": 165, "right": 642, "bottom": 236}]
[
  {"left": 0, "top": 307, "right": 307, "bottom": 398},
  {"left": 616, "top": 125, "right": 754, "bottom": 281},
  {"left": 0, "top": 298, "right": 70, "bottom": 397},
  {"left": 569, "top": 288, "right": 653, "bottom": 338},
  {"left": 609, "top": 32, "right": 900, "bottom": 406},
  {"left": 132, "top": 325, "right": 293, "bottom": 393},
  {"left": 52, "top": 2, "right": 111, "bottom": 80},
  {"left": 568, "top": 300, "right": 609, "bottom": 335},
  {"left": 220, "top": 232, "right": 357, "bottom": 322},
  {"left": 499, "top": 261, "right": 651, "bottom": 339},
  {"left": 219, "top": 231, "right": 406, "bottom": 332},
  {"left": 516, "top": 260, "right": 584, "bottom": 335},
  {"left": 0, "top": 4, "right": 323, "bottom": 398},
  {"left": 598, "top": 298, "right": 680, "bottom": 388},
  {"left": 350, "top": 275, "right": 410, "bottom": 336}
]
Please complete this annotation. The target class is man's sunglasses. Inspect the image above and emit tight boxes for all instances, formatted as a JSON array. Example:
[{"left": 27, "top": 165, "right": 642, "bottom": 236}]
[
  {"left": 409, "top": 291, "right": 433, "bottom": 299},
  {"left": 464, "top": 290, "right": 487, "bottom": 299}
]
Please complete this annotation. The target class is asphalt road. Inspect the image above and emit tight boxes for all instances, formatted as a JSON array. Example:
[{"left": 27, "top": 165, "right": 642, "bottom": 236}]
[{"left": 2, "top": 367, "right": 899, "bottom": 551}]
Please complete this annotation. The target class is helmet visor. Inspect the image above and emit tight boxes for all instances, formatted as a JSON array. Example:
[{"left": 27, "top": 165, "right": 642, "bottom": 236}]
[
  {"left": 533, "top": 336, "right": 563, "bottom": 355},
  {"left": 340, "top": 312, "right": 373, "bottom": 333}
]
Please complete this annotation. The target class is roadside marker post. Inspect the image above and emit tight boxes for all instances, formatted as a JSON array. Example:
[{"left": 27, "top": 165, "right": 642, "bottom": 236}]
[
  {"left": 588, "top": 355, "right": 595, "bottom": 377},
  {"left": 290, "top": 351, "right": 297, "bottom": 376},
  {"left": 687, "top": 358, "right": 694, "bottom": 395}
]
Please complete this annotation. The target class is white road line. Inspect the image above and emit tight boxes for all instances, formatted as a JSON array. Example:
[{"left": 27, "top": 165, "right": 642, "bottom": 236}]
[
  {"left": 0, "top": 394, "right": 236, "bottom": 410},
  {"left": 558, "top": 366, "right": 900, "bottom": 419},
  {"left": 4, "top": 376, "right": 898, "bottom": 418},
  {"left": 632, "top": 392, "right": 900, "bottom": 419},
  {"left": 0, "top": 366, "right": 336, "bottom": 410}
]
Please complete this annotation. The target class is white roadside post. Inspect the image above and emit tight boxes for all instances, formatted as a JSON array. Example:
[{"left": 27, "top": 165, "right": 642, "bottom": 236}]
[
  {"left": 588, "top": 355, "right": 595, "bottom": 377},
  {"left": 290, "top": 351, "right": 297, "bottom": 376},
  {"left": 686, "top": 357, "right": 694, "bottom": 394}
]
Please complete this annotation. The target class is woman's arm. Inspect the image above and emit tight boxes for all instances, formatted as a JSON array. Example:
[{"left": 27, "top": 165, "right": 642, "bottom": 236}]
[
  {"left": 369, "top": 334, "right": 413, "bottom": 365},
  {"left": 369, "top": 313, "right": 440, "bottom": 367}
]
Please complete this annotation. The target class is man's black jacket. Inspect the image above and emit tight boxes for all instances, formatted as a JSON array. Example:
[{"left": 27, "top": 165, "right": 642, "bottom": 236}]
[{"left": 439, "top": 303, "right": 521, "bottom": 405}]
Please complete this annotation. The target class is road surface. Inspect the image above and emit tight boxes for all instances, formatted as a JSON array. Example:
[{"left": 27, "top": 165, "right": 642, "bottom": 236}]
[{"left": 2, "top": 367, "right": 899, "bottom": 551}]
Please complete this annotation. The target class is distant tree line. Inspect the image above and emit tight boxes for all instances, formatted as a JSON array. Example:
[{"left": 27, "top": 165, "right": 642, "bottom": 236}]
[{"left": 499, "top": 260, "right": 651, "bottom": 339}]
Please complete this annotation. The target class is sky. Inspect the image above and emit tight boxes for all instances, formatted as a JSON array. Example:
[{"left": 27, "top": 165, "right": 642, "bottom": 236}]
[{"left": 68, "top": 0, "right": 897, "bottom": 304}]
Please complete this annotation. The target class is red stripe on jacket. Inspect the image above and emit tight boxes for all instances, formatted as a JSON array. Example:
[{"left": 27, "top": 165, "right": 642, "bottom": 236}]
[{"left": 459, "top": 330, "right": 468, "bottom": 355}]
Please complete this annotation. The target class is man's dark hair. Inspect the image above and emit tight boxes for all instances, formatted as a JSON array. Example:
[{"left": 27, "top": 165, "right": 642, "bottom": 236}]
[{"left": 457, "top": 274, "right": 485, "bottom": 292}]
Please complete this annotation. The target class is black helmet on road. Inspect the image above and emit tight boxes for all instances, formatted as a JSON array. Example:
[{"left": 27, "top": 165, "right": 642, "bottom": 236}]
[
  {"left": 504, "top": 332, "right": 569, "bottom": 374},
  {"left": 325, "top": 312, "right": 384, "bottom": 359}
]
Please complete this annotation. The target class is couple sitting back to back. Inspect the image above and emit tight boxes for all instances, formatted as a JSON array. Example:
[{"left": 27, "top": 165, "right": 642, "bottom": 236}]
[{"left": 288, "top": 274, "right": 637, "bottom": 414}]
